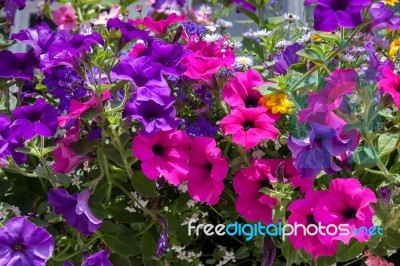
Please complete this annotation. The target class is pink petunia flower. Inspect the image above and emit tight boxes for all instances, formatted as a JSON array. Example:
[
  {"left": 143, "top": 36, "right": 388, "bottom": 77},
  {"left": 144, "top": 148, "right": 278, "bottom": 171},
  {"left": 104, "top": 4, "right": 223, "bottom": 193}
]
[
  {"left": 365, "top": 251, "right": 394, "bottom": 266},
  {"left": 52, "top": 4, "right": 78, "bottom": 31},
  {"left": 233, "top": 159, "right": 278, "bottom": 224},
  {"left": 91, "top": 5, "right": 123, "bottom": 26},
  {"left": 182, "top": 40, "right": 235, "bottom": 85},
  {"left": 222, "top": 69, "right": 265, "bottom": 109},
  {"left": 132, "top": 130, "right": 191, "bottom": 186},
  {"left": 187, "top": 137, "right": 228, "bottom": 205},
  {"left": 378, "top": 65, "right": 400, "bottom": 109},
  {"left": 220, "top": 106, "right": 278, "bottom": 149},
  {"left": 287, "top": 190, "right": 339, "bottom": 257},
  {"left": 53, "top": 122, "right": 92, "bottom": 173},
  {"left": 130, "top": 13, "right": 185, "bottom": 35},
  {"left": 314, "top": 178, "right": 377, "bottom": 244}
]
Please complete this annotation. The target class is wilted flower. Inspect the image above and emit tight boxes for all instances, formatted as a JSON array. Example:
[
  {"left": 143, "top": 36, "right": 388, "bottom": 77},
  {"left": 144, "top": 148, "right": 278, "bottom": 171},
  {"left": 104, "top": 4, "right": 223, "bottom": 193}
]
[
  {"left": 48, "top": 188, "right": 103, "bottom": 235},
  {"left": 0, "top": 216, "right": 55, "bottom": 265}
]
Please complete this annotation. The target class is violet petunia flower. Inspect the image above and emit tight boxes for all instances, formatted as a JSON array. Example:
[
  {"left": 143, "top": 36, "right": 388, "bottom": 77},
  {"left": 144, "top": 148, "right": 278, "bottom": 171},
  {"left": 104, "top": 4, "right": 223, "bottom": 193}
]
[
  {"left": 124, "top": 99, "right": 180, "bottom": 135},
  {"left": 0, "top": 115, "right": 27, "bottom": 166},
  {"left": 82, "top": 250, "right": 112, "bottom": 266},
  {"left": 378, "top": 187, "right": 392, "bottom": 208},
  {"left": 288, "top": 122, "right": 356, "bottom": 177},
  {"left": 0, "top": 50, "right": 39, "bottom": 80},
  {"left": 261, "top": 236, "right": 276, "bottom": 266},
  {"left": 155, "top": 215, "right": 168, "bottom": 258},
  {"left": 48, "top": 188, "right": 103, "bottom": 235},
  {"left": 364, "top": 43, "right": 394, "bottom": 81},
  {"left": 231, "top": 0, "right": 256, "bottom": 12},
  {"left": 308, "top": 0, "right": 372, "bottom": 32},
  {"left": 107, "top": 18, "right": 151, "bottom": 44},
  {"left": 0, "top": 216, "right": 55, "bottom": 265},
  {"left": 12, "top": 97, "right": 58, "bottom": 139},
  {"left": 1, "top": 0, "right": 26, "bottom": 22},
  {"left": 184, "top": 116, "right": 219, "bottom": 137},
  {"left": 273, "top": 43, "right": 304, "bottom": 75},
  {"left": 367, "top": 2, "right": 400, "bottom": 31}
]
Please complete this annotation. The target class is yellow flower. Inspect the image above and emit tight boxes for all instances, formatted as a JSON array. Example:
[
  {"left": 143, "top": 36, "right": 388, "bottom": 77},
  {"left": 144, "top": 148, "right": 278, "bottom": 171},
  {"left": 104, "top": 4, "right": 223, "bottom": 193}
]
[
  {"left": 261, "top": 92, "right": 295, "bottom": 115},
  {"left": 384, "top": 0, "right": 399, "bottom": 6},
  {"left": 389, "top": 38, "right": 400, "bottom": 60}
]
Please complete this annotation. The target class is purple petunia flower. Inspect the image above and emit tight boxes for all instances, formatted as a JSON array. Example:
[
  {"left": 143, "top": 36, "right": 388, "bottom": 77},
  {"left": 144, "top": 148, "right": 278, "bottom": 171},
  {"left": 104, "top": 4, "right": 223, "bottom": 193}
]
[
  {"left": 231, "top": 0, "right": 256, "bottom": 12},
  {"left": 107, "top": 18, "right": 151, "bottom": 44},
  {"left": 184, "top": 116, "right": 219, "bottom": 137},
  {"left": 378, "top": 187, "right": 392, "bottom": 208},
  {"left": 367, "top": 2, "right": 400, "bottom": 31},
  {"left": 0, "top": 50, "right": 39, "bottom": 80},
  {"left": 11, "top": 22, "right": 70, "bottom": 56},
  {"left": 82, "top": 250, "right": 112, "bottom": 266},
  {"left": 1, "top": 0, "right": 26, "bottom": 22},
  {"left": 125, "top": 99, "right": 179, "bottom": 135},
  {"left": 0, "top": 115, "right": 27, "bottom": 166},
  {"left": 261, "top": 236, "right": 276, "bottom": 266},
  {"left": 273, "top": 43, "right": 304, "bottom": 75},
  {"left": 0, "top": 216, "right": 55, "bottom": 265},
  {"left": 306, "top": 0, "right": 372, "bottom": 32},
  {"left": 12, "top": 97, "right": 58, "bottom": 139},
  {"left": 138, "top": 39, "right": 189, "bottom": 76},
  {"left": 288, "top": 122, "right": 355, "bottom": 177},
  {"left": 48, "top": 188, "right": 103, "bottom": 235}
]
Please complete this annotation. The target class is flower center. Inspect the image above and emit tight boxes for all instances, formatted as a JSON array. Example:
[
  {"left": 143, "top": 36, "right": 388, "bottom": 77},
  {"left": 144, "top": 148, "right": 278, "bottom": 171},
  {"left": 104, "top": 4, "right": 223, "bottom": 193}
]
[
  {"left": 242, "top": 120, "right": 254, "bottom": 131},
  {"left": 244, "top": 96, "right": 259, "bottom": 108},
  {"left": 259, "top": 179, "right": 273, "bottom": 189},
  {"left": 13, "top": 243, "right": 24, "bottom": 251},
  {"left": 331, "top": 0, "right": 350, "bottom": 11},
  {"left": 343, "top": 207, "right": 357, "bottom": 220},
  {"left": 306, "top": 214, "right": 317, "bottom": 225},
  {"left": 206, "top": 162, "right": 213, "bottom": 172},
  {"left": 152, "top": 144, "right": 164, "bottom": 156}
]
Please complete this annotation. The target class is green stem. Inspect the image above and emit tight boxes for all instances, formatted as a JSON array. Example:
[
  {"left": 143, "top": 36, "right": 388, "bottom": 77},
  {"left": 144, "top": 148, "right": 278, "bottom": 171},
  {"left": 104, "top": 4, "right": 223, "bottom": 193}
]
[{"left": 111, "top": 127, "right": 134, "bottom": 178}]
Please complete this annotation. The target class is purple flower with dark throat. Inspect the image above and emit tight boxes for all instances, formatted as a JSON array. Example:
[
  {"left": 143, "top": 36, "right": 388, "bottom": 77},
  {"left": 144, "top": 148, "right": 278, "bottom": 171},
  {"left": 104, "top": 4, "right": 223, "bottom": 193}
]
[
  {"left": 288, "top": 122, "right": 355, "bottom": 177},
  {"left": 82, "top": 250, "right": 112, "bottom": 266},
  {"left": 0, "top": 50, "right": 39, "bottom": 80},
  {"left": 274, "top": 43, "right": 304, "bottom": 75},
  {"left": 48, "top": 188, "right": 103, "bottom": 235},
  {"left": 0, "top": 216, "right": 54, "bottom": 265},
  {"left": 307, "top": 0, "right": 372, "bottom": 32},
  {"left": 107, "top": 18, "right": 151, "bottom": 44}
]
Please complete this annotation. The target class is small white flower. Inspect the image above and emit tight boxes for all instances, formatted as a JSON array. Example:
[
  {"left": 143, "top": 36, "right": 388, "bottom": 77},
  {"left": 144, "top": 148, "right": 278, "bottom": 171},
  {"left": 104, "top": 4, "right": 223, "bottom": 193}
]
[
  {"left": 125, "top": 206, "right": 136, "bottom": 213},
  {"left": 297, "top": 32, "right": 312, "bottom": 44},
  {"left": 232, "top": 41, "right": 243, "bottom": 49},
  {"left": 186, "top": 199, "right": 197, "bottom": 208},
  {"left": 198, "top": 5, "right": 212, "bottom": 16},
  {"left": 234, "top": 56, "right": 254, "bottom": 68},
  {"left": 343, "top": 54, "right": 355, "bottom": 62},
  {"left": 275, "top": 40, "right": 293, "bottom": 48},
  {"left": 243, "top": 29, "right": 256, "bottom": 39},
  {"left": 71, "top": 175, "right": 82, "bottom": 186},
  {"left": 254, "top": 29, "right": 272, "bottom": 38},
  {"left": 216, "top": 19, "right": 233, "bottom": 28},
  {"left": 181, "top": 213, "right": 199, "bottom": 226},
  {"left": 203, "top": 33, "right": 222, "bottom": 43},
  {"left": 205, "top": 24, "right": 220, "bottom": 32},
  {"left": 252, "top": 149, "right": 265, "bottom": 159},
  {"left": 274, "top": 139, "right": 282, "bottom": 151},
  {"left": 178, "top": 182, "right": 188, "bottom": 193},
  {"left": 10, "top": 206, "right": 21, "bottom": 216},
  {"left": 284, "top": 13, "right": 300, "bottom": 22},
  {"left": 0, "top": 210, "right": 9, "bottom": 220}
]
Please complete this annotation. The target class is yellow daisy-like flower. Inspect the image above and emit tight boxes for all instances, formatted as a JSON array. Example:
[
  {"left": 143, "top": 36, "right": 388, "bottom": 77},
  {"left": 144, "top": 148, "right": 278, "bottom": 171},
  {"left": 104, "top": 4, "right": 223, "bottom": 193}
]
[
  {"left": 384, "top": 0, "right": 399, "bottom": 6},
  {"left": 389, "top": 38, "right": 400, "bottom": 60},
  {"left": 261, "top": 92, "right": 295, "bottom": 115}
]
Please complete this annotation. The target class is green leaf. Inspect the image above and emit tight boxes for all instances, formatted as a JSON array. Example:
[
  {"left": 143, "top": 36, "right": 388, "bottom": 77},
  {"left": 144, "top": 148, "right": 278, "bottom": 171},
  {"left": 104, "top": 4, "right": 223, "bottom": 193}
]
[
  {"left": 296, "top": 49, "right": 324, "bottom": 64},
  {"left": 257, "top": 83, "right": 282, "bottom": 96},
  {"left": 81, "top": 107, "right": 102, "bottom": 120},
  {"left": 139, "top": 232, "right": 157, "bottom": 259},
  {"left": 98, "top": 221, "right": 140, "bottom": 256},
  {"left": 336, "top": 239, "right": 365, "bottom": 262},
  {"left": 14, "top": 147, "right": 38, "bottom": 156},
  {"left": 281, "top": 241, "right": 299, "bottom": 265},
  {"left": 235, "top": 246, "right": 250, "bottom": 260},
  {"left": 378, "top": 131, "right": 399, "bottom": 156},
  {"left": 383, "top": 228, "right": 400, "bottom": 249},
  {"left": 131, "top": 172, "right": 159, "bottom": 197},
  {"left": 236, "top": 7, "right": 259, "bottom": 24},
  {"left": 316, "top": 256, "right": 337, "bottom": 266},
  {"left": 390, "top": 162, "right": 400, "bottom": 175},
  {"left": 70, "top": 139, "right": 100, "bottom": 155}
]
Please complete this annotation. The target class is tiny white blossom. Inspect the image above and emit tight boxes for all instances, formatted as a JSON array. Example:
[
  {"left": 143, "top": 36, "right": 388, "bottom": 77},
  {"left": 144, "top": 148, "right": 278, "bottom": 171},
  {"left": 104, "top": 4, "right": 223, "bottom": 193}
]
[
  {"left": 205, "top": 25, "right": 220, "bottom": 32},
  {"left": 284, "top": 13, "right": 300, "bottom": 22},
  {"left": 232, "top": 41, "right": 243, "bottom": 49},
  {"left": 198, "top": 5, "right": 212, "bottom": 16},
  {"left": 297, "top": 32, "right": 312, "bottom": 44},
  {"left": 203, "top": 33, "right": 222, "bottom": 43},
  {"left": 254, "top": 29, "right": 272, "bottom": 38},
  {"left": 10, "top": 206, "right": 21, "bottom": 216},
  {"left": 216, "top": 19, "right": 233, "bottom": 28},
  {"left": 125, "top": 206, "right": 136, "bottom": 213},
  {"left": 181, "top": 213, "right": 200, "bottom": 226},
  {"left": 275, "top": 40, "right": 293, "bottom": 48},
  {"left": 252, "top": 149, "right": 265, "bottom": 159},
  {"left": 187, "top": 199, "right": 197, "bottom": 208},
  {"left": 0, "top": 210, "right": 9, "bottom": 220},
  {"left": 234, "top": 56, "right": 254, "bottom": 68},
  {"left": 274, "top": 139, "right": 282, "bottom": 151},
  {"left": 71, "top": 175, "right": 82, "bottom": 186},
  {"left": 178, "top": 182, "right": 188, "bottom": 193}
]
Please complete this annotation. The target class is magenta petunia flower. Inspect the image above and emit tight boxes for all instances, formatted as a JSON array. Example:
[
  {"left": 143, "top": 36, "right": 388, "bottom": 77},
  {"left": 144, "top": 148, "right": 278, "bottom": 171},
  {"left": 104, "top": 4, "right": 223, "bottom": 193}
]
[
  {"left": 233, "top": 159, "right": 278, "bottom": 224},
  {"left": 52, "top": 3, "right": 78, "bottom": 31},
  {"left": 187, "top": 137, "right": 228, "bottom": 205},
  {"left": 53, "top": 122, "right": 92, "bottom": 174},
  {"left": 82, "top": 250, "right": 112, "bottom": 266},
  {"left": 314, "top": 178, "right": 377, "bottom": 244},
  {"left": 132, "top": 130, "right": 191, "bottom": 186},
  {"left": 130, "top": 13, "right": 184, "bottom": 35},
  {"left": 307, "top": 0, "right": 372, "bottom": 32},
  {"left": 378, "top": 65, "right": 400, "bottom": 109},
  {"left": 287, "top": 190, "right": 339, "bottom": 257},
  {"left": 222, "top": 69, "right": 264, "bottom": 109},
  {"left": 220, "top": 106, "right": 279, "bottom": 149},
  {"left": 48, "top": 188, "right": 103, "bottom": 235},
  {"left": 0, "top": 216, "right": 55, "bottom": 265}
]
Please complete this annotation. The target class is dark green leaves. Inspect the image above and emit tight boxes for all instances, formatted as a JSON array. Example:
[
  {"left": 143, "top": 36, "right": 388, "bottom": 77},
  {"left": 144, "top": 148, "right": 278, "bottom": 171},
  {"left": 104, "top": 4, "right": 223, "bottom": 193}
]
[{"left": 98, "top": 221, "right": 140, "bottom": 256}]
